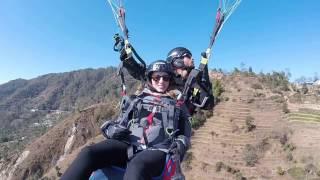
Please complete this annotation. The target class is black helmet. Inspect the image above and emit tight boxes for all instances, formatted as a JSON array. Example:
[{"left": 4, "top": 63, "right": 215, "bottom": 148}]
[
  {"left": 146, "top": 60, "right": 173, "bottom": 79},
  {"left": 166, "top": 47, "right": 192, "bottom": 68}
]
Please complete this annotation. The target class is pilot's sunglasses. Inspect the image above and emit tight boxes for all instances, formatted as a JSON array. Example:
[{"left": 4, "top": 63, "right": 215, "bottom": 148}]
[
  {"left": 173, "top": 53, "right": 192, "bottom": 61},
  {"left": 151, "top": 75, "right": 171, "bottom": 82}
]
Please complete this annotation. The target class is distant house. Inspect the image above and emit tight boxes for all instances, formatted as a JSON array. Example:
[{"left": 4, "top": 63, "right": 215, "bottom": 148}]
[
  {"left": 30, "top": 108, "right": 38, "bottom": 112},
  {"left": 314, "top": 80, "right": 320, "bottom": 86},
  {"left": 305, "top": 81, "right": 314, "bottom": 86}
]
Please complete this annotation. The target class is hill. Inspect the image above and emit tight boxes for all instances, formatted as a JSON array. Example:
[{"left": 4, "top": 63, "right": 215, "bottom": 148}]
[
  {"left": 1, "top": 70, "right": 320, "bottom": 180},
  {"left": 183, "top": 73, "right": 320, "bottom": 180},
  {"left": 0, "top": 67, "right": 140, "bottom": 174}
]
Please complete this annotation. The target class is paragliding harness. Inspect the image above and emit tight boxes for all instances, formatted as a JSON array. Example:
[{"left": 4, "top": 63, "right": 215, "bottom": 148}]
[
  {"left": 92, "top": 92, "right": 186, "bottom": 180},
  {"left": 120, "top": 92, "right": 185, "bottom": 179},
  {"left": 177, "top": 0, "right": 242, "bottom": 107},
  {"left": 108, "top": 0, "right": 146, "bottom": 96}
]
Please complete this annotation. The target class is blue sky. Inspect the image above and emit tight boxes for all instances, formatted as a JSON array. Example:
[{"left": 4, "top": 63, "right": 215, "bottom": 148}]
[{"left": 0, "top": 0, "right": 319, "bottom": 85}]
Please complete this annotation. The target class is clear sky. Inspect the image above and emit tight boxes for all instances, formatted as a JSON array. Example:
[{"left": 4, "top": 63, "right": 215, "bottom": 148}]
[{"left": 0, "top": 0, "right": 319, "bottom": 85}]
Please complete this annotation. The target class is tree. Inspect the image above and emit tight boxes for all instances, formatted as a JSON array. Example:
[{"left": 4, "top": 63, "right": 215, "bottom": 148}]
[
  {"left": 284, "top": 68, "right": 291, "bottom": 78},
  {"left": 248, "top": 66, "right": 255, "bottom": 75},
  {"left": 314, "top": 72, "right": 319, "bottom": 82},
  {"left": 301, "top": 83, "right": 308, "bottom": 94},
  {"left": 295, "top": 76, "right": 307, "bottom": 84},
  {"left": 232, "top": 67, "right": 240, "bottom": 75},
  {"left": 240, "top": 62, "right": 246, "bottom": 72}
]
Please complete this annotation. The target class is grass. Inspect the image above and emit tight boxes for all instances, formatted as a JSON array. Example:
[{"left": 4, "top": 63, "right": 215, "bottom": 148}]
[
  {"left": 289, "top": 112, "right": 320, "bottom": 118},
  {"left": 288, "top": 112, "right": 320, "bottom": 123},
  {"left": 287, "top": 167, "right": 306, "bottom": 180},
  {"left": 290, "top": 119, "right": 320, "bottom": 123},
  {"left": 289, "top": 116, "right": 320, "bottom": 123}
]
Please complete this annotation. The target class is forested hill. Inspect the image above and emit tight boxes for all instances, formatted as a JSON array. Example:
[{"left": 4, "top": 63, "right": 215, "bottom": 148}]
[
  {"left": 0, "top": 67, "right": 123, "bottom": 112},
  {"left": 0, "top": 67, "right": 139, "bottom": 158}
]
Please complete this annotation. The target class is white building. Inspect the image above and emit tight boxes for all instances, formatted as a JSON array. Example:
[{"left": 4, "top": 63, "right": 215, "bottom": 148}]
[{"left": 314, "top": 80, "right": 320, "bottom": 86}]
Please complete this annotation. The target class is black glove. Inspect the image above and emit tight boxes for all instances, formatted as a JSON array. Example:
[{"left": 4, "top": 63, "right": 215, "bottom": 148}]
[
  {"left": 120, "top": 48, "right": 128, "bottom": 61},
  {"left": 201, "top": 51, "right": 207, "bottom": 58},
  {"left": 120, "top": 45, "right": 132, "bottom": 61},
  {"left": 169, "top": 141, "right": 186, "bottom": 160},
  {"left": 102, "top": 122, "right": 131, "bottom": 141}
]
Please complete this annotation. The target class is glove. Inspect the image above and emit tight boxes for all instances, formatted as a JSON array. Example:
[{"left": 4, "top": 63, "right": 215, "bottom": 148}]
[
  {"left": 101, "top": 122, "right": 131, "bottom": 141},
  {"left": 120, "top": 48, "right": 128, "bottom": 61},
  {"left": 120, "top": 45, "right": 132, "bottom": 61},
  {"left": 201, "top": 51, "right": 207, "bottom": 58},
  {"left": 169, "top": 141, "right": 186, "bottom": 159}
]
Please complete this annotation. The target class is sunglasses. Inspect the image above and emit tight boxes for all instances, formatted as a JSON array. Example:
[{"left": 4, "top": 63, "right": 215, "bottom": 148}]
[
  {"left": 173, "top": 53, "right": 192, "bottom": 61},
  {"left": 151, "top": 75, "right": 171, "bottom": 82}
]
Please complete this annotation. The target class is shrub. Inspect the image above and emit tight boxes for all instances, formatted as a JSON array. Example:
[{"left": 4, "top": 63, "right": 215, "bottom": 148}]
[
  {"left": 270, "top": 95, "right": 285, "bottom": 103},
  {"left": 277, "top": 166, "right": 286, "bottom": 175},
  {"left": 254, "top": 92, "right": 265, "bottom": 97},
  {"left": 204, "top": 110, "right": 213, "bottom": 118},
  {"left": 235, "top": 172, "right": 246, "bottom": 180},
  {"left": 304, "top": 163, "right": 317, "bottom": 174},
  {"left": 301, "top": 83, "right": 308, "bottom": 94},
  {"left": 183, "top": 151, "right": 193, "bottom": 170},
  {"left": 247, "top": 98, "right": 254, "bottom": 104},
  {"left": 0, "top": 136, "right": 10, "bottom": 143},
  {"left": 259, "top": 71, "right": 290, "bottom": 91},
  {"left": 251, "top": 83, "right": 263, "bottom": 90},
  {"left": 256, "top": 138, "right": 270, "bottom": 153},
  {"left": 55, "top": 166, "right": 62, "bottom": 177},
  {"left": 210, "top": 131, "right": 218, "bottom": 137},
  {"left": 287, "top": 167, "right": 306, "bottom": 180},
  {"left": 216, "top": 161, "right": 225, "bottom": 172},
  {"left": 279, "top": 133, "right": 288, "bottom": 145},
  {"left": 245, "top": 116, "right": 256, "bottom": 132},
  {"left": 212, "top": 79, "right": 224, "bottom": 100},
  {"left": 272, "top": 89, "right": 283, "bottom": 95},
  {"left": 286, "top": 153, "right": 293, "bottom": 161},
  {"left": 191, "top": 110, "right": 206, "bottom": 129},
  {"left": 289, "top": 93, "right": 303, "bottom": 103},
  {"left": 283, "top": 143, "right": 296, "bottom": 152},
  {"left": 282, "top": 103, "right": 290, "bottom": 114},
  {"left": 226, "top": 165, "right": 232, "bottom": 173},
  {"left": 243, "top": 144, "right": 258, "bottom": 166},
  {"left": 93, "top": 104, "right": 116, "bottom": 126}
]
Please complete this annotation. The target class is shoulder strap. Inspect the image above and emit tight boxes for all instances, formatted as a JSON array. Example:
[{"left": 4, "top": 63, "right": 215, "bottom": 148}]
[
  {"left": 118, "top": 95, "right": 142, "bottom": 126},
  {"left": 162, "top": 98, "right": 180, "bottom": 137}
]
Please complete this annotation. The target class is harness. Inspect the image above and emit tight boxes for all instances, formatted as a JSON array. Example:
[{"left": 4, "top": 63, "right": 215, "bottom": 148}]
[{"left": 117, "top": 91, "right": 181, "bottom": 159}]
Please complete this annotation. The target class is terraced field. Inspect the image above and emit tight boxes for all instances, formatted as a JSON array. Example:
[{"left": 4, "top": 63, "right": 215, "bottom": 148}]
[
  {"left": 287, "top": 111, "right": 320, "bottom": 123},
  {"left": 285, "top": 104, "right": 320, "bottom": 178},
  {"left": 183, "top": 76, "right": 294, "bottom": 180}
]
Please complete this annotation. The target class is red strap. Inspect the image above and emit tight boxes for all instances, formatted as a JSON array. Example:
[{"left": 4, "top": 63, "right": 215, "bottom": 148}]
[
  {"left": 140, "top": 112, "right": 154, "bottom": 144},
  {"left": 163, "top": 158, "right": 177, "bottom": 180},
  {"left": 120, "top": 90, "right": 126, "bottom": 96},
  {"left": 146, "top": 112, "right": 154, "bottom": 126}
]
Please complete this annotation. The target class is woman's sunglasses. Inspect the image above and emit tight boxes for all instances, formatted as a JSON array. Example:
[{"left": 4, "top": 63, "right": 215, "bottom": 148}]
[{"left": 151, "top": 75, "right": 171, "bottom": 82}]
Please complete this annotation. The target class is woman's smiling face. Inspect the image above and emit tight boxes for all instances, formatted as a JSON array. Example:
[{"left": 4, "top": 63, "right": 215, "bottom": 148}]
[{"left": 151, "top": 72, "right": 170, "bottom": 93}]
